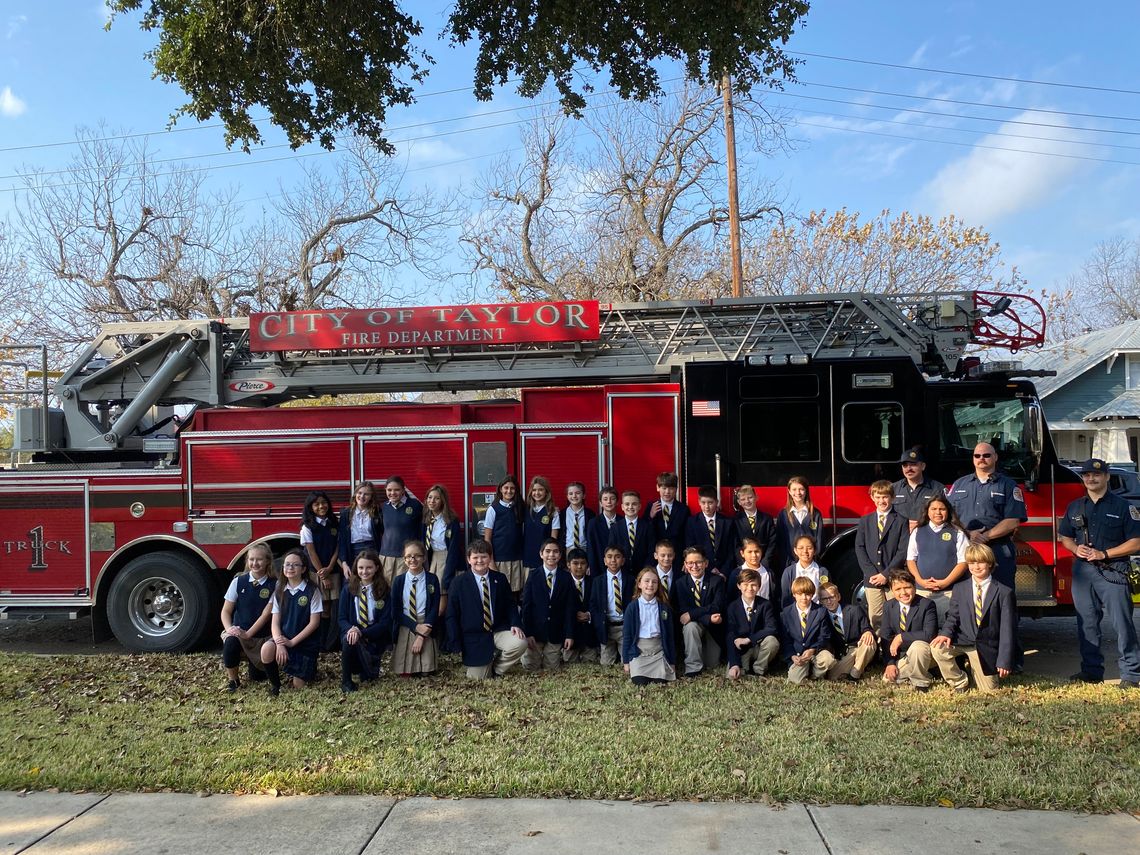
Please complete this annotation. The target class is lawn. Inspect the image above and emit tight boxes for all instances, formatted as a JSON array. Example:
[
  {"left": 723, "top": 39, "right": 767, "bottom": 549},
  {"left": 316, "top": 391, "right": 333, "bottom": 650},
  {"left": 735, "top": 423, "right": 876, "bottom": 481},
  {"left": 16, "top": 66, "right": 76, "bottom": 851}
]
[{"left": 2, "top": 653, "right": 1138, "bottom": 811}]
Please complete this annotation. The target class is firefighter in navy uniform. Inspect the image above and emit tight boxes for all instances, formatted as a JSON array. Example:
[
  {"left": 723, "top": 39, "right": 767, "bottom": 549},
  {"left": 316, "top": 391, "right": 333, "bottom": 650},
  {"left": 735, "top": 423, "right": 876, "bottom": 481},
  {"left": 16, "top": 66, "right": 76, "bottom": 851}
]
[
  {"left": 891, "top": 447, "right": 944, "bottom": 531},
  {"left": 1058, "top": 458, "right": 1140, "bottom": 688}
]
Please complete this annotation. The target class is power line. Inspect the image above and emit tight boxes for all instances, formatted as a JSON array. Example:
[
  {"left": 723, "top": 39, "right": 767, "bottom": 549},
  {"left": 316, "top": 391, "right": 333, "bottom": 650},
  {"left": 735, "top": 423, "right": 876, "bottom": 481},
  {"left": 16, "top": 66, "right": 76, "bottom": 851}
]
[{"left": 791, "top": 51, "right": 1140, "bottom": 97}]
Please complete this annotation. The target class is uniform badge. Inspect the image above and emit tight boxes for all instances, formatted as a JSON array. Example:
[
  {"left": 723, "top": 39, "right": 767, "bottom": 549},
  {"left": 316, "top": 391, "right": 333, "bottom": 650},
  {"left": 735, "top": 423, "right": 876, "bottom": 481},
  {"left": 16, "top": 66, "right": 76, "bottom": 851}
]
[
  {"left": 810, "top": 522, "right": 817, "bottom": 530},
  {"left": 541, "top": 515, "right": 550, "bottom": 524},
  {"left": 260, "top": 588, "right": 270, "bottom": 599},
  {"left": 661, "top": 609, "right": 670, "bottom": 620},
  {"left": 820, "top": 575, "right": 829, "bottom": 585},
  {"left": 298, "top": 595, "right": 309, "bottom": 606},
  {"left": 941, "top": 532, "right": 952, "bottom": 542},
  {"left": 405, "top": 506, "right": 414, "bottom": 515},
  {"left": 1131, "top": 506, "right": 1140, "bottom": 521},
  {"left": 428, "top": 585, "right": 436, "bottom": 594},
  {"left": 378, "top": 598, "right": 386, "bottom": 609},
  {"left": 1013, "top": 487, "right": 1024, "bottom": 502}
]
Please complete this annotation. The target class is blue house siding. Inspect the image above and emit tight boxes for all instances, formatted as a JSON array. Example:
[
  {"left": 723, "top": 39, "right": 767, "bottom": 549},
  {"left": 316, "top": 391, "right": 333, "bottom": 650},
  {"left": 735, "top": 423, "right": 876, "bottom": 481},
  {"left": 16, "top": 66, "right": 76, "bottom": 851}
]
[{"left": 1044, "top": 358, "right": 1125, "bottom": 424}]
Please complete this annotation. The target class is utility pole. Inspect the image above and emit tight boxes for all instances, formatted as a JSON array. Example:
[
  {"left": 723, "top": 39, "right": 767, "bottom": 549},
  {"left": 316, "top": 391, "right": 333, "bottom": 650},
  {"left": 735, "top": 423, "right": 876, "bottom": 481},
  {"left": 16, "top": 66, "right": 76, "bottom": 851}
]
[{"left": 721, "top": 72, "right": 744, "bottom": 298}]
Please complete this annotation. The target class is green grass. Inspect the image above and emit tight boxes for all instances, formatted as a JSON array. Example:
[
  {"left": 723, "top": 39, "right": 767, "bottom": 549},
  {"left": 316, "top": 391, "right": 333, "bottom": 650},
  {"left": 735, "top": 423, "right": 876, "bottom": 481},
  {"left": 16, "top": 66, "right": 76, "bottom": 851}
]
[{"left": 3, "top": 652, "right": 1138, "bottom": 811}]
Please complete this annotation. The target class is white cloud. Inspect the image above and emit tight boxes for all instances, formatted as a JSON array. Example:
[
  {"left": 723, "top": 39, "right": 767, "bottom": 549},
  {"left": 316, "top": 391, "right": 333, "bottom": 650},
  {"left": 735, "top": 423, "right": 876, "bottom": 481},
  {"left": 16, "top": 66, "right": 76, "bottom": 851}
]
[
  {"left": 6, "top": 14, "right": 27, "bottom": 39},
  {"left": 918, "top": 110, "right": 1090, "bottom": 225},
  {"left": 0, "top": 86, "right": 26, "bottom": 117},
  {"left": 907, "top": 42, "right": 930, "bottom": 66}
]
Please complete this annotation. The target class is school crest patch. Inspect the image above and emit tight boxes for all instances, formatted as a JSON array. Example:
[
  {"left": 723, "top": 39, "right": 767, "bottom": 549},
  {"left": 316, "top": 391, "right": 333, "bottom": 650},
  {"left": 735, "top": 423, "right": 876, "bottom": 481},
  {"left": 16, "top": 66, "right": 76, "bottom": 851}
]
[
  {"left": 428, "top": 585, "right": 436, "bottom": 594},
  {"left": 298, "top": 595, "right": 309, "bottom": 606},
  {"left": 820, "top": 575, "right": 829, "bottom": 585},
  {"left": 541, "top": 515, "right": 550, "bottom": 525},
  {"left": 809, "top": 522, "right": 817, "bottom": 530},
  {"left": 378, "top": 598, "right": 386, "bottom": 609},
  {"left": 941, "top": 532, "right": 952, "bottom": 542},
  {"left": 405, "top": 506, "right": 414, "bottom": 515},
  {"left": 259, "top": 588, "right": 270, "bottom": 599}
]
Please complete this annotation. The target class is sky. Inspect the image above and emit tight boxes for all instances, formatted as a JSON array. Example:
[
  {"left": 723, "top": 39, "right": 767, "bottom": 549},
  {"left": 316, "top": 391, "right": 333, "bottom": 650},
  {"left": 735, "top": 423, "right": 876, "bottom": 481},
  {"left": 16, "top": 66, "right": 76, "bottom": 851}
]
[{"left": 1, "top": 1, "right": 1139, "bottom": 313}]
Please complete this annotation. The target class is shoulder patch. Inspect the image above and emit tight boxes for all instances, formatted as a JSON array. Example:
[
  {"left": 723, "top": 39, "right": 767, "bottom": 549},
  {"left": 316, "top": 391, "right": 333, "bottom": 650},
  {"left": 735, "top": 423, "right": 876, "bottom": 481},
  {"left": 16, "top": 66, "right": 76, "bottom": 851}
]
[
  {"left": 1130, "top": 506, "right": 1140, "bottom": 521},
  {"left": 1013, "top": 487, "right": 1024, "bottom": 502}
]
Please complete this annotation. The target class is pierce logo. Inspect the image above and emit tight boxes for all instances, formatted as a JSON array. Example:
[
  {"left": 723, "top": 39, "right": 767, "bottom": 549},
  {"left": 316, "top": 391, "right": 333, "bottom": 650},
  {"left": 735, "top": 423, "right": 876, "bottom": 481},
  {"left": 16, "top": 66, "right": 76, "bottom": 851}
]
[
  {"left": 4, "top": 525, "right": 72, "bottom": 572},
  {"left": 228, "top": 380, "right": 276, "bottom": 393}
]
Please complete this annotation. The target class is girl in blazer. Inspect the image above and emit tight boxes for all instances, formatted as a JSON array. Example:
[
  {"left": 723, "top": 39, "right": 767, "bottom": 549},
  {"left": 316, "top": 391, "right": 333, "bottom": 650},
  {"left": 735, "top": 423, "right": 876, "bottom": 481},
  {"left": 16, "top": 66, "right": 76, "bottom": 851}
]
[
  {"left": 622, "top": 568, "right": 677, "bottom": 685},
  {"left": 390, "top": 540, "right": 441, "bottom": 676}
]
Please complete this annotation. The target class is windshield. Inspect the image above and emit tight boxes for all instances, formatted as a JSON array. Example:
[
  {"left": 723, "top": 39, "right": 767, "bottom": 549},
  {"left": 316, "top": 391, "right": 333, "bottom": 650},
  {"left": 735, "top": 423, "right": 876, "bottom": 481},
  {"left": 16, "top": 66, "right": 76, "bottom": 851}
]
[{"left": 938, "top": 397, "right": 1039, "bottom": 481}]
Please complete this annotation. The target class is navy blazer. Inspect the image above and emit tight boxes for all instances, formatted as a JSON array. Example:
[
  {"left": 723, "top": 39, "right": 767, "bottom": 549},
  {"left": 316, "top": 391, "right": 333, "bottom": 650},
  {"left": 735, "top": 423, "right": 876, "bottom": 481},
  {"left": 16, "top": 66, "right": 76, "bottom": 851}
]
[
  {"left": 389, "top": 571, "right": 441, "bottom": 640},
  {"left": 645, "top": 501, "right": 690, "bottom": 556},
  {"left": 561, "top": 504, "right": 595, "bottom": 552},
  {"left": 823, "top": 603, "right": 873, "bottom": 659},
  {"left": 566, "top": 573, "right": 595, "bottom": 650},
  {"left": 587, "top": 570, "right": 636, "bottom": 645},
  {"left": 780, "top": 601, "right": 832, "bottom": 658},
  {"left": 621, "top": 598, "right": 677, "bottom": 666},
  {"left": 445, "top": 570, "right": 521, "bottom": 667},
  {"left": 520, "top": 567, "right": 577, "bottom": 645},
  {"left": 774, "top": 507, "right": 825, "bottom": 571},
  {"left": 724, "top": 596, "right": 779, "bottom": 668},
  {"left": 938, "top": 577, "right": 1017, "bottom": 674},
  {"left": 608, "top": 516, "right": 655, "bottom": 571},
  {"left": 684, "top": 513, "right": 737, "bottom": 573},
  {"left": 854, "top": 509, "right": 908, "bottom": 588},
  {"left": 879, "top": 595, "right": 937, "bottom": 664},
  {"left": 425, "top": 518, "right": 465, "bottom": 592},
  {"left": 586, "top": 514, "right": 622, "bottom": 577},
  {"left": 732, "top": 511, "right": 776, "bottom": 563},
  {"left": 778, "top": 564, "right": 831, "bottom": 608},
  {"left": 337, "top": 585, "right": 393, "bottom": 650},
  {"left": 337, "top": 507, "right": 384, "bottom": 565},
  {"left": 674, "top": 572, "right": 726, "bottom": 627}
]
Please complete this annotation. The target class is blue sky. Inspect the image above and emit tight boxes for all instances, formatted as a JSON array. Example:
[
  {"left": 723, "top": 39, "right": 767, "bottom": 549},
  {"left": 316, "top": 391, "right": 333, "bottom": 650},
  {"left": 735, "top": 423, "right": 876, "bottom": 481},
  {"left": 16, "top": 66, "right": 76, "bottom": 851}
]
[{"left": 2, "top": 2, "right": 1139, "bottom": 307}]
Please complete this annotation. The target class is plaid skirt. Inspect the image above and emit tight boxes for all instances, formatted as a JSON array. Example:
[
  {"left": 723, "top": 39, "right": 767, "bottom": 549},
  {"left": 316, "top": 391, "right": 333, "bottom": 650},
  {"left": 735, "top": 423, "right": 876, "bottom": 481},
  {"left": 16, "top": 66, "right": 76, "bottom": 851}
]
[{"left": 392, "top": 625, "right": 438, "bottom": 675}]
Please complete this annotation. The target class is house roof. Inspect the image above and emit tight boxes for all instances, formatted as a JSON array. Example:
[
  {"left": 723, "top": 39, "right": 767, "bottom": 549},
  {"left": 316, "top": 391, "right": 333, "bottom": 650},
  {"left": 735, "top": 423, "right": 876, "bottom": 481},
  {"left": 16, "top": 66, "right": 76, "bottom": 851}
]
[
  {"left": 1019, "top": 320, "right": 1140, "bottom": 397},
  {"left": 1084, "top": 390, "right": 1140, "bottom": 421}
]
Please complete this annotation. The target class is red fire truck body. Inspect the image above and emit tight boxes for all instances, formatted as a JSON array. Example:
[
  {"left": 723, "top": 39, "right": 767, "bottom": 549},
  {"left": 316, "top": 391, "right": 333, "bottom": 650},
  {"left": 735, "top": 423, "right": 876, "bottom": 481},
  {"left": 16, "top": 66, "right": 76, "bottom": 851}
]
[{"left": 1, "top": 293, "right": 1080, "bottom": 652}]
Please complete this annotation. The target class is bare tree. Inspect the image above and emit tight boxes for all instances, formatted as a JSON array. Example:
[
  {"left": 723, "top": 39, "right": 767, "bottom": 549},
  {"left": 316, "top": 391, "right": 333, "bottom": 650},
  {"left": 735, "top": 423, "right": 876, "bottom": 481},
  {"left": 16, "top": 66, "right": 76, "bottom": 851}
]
[
  {"left": 464, "top": 84, "right": 787, "bottom": 302},
  {"left": 1064, "top": 236, "right": 1140, "bottom": 328}
]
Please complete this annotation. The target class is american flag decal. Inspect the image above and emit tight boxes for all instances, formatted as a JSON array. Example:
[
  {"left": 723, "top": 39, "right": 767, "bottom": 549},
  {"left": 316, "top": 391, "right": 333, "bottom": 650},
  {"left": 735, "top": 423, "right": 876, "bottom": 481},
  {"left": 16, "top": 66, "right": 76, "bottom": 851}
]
[{"left": 690, "top": 400, "right": 721, "bottom": 417}]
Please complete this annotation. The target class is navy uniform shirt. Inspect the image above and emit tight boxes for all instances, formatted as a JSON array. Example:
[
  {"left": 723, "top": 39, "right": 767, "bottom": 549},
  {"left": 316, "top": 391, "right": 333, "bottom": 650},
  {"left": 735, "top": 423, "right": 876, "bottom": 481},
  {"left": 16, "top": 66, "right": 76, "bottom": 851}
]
[
  {"left": 890, "top": 476, "right": 945, "bottom": 522},
  {"left": 947, "top": 472, "right": 1027, "bottom": 539},
  {"left": 1059, "top": 491, "right": 1140, "bottom": 553}
]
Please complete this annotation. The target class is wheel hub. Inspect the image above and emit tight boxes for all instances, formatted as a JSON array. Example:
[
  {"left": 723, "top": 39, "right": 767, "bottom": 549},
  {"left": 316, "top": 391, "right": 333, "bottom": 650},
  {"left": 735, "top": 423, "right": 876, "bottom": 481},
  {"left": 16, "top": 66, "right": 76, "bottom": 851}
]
[{"left": 127, "top": 577, "right": 186, "bottom": 638}]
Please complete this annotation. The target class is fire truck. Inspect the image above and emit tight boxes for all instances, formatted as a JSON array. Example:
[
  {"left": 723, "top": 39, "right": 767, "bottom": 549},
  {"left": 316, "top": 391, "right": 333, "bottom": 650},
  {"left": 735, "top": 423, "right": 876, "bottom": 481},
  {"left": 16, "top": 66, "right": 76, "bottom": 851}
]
[{"left": 1, "top": 291, "right": 1081, "bottom": 653}]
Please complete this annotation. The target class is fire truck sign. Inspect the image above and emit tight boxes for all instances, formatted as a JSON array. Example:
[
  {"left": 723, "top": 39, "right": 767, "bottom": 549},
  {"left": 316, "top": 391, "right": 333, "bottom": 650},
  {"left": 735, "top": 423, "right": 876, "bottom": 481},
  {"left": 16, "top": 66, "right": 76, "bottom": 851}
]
[{"left": 250, "top": 301, "right": 601, "bottom": 352}]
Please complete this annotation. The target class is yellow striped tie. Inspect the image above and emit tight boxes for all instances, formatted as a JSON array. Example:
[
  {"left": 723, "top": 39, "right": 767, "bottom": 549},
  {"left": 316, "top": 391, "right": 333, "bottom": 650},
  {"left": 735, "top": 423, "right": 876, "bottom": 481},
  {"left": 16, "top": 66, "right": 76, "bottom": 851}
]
[
  {"left": 693, "top": 581, "right": 702, "bottom": 607},
  {"left": 576, "top": 578, "right": 584, "bottom": 603},
  {"left": 425, "top": 516, "right": 434, "bottom": 551},
  {"left": 357, "top": 590, "right": 369, "bottom": 628},
  {"left": 749, "top": 515, "right": 756, "bottom": 534},
  {"left": 662, "top": 505, "right": 670, "bottom": 528},
  {"left": 546, "top": 571, "right": 553, "bottom": 591},
  {"left": 899, "top": 605, "right": 908, "bottom": 632},
  {"left": 660, "top": 574, "right": 670, "bottom": 604},
  {"left": 612, "top": 574, "right": 623, "bottom": 616},
  {"left": 974, "top": 585, "right": 984, "bottom": 626},
  {"left": 628, "top": 522, "right": 636, "bottom": 553},
  {"left": 707, "top": 518, "right": 716, "bottom": 548},
  {"left": 481, "top": 577, "right": 492, "bottom": 631},
  {"left": 409, "top": 577, "right": 420, "bottom": 623},
  {"left": 746, "top": 603, "right": 753, "bottom": 623},
  {"left": 877, "top": 515, "right": 884, "bottom": 536},
  {"left": 573, "top": 514, "right": 580, "bottom": 548},
  {"left": 800, "top": 610, "right": 807, "bottom": 637}
]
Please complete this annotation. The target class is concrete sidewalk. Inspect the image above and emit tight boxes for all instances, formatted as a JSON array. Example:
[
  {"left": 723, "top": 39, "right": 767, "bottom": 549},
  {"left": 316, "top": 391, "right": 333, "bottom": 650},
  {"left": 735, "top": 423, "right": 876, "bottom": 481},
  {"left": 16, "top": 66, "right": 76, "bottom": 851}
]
[{"left": 3, "top": 793, "right": 1138, "bottom": 855}]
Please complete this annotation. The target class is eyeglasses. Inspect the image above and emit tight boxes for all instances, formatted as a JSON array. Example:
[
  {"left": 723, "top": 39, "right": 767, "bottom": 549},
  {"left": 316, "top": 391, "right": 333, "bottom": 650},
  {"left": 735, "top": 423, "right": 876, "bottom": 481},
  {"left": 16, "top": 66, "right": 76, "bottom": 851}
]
[
  {"left": 973, "top": 453, "right": 993, "bottom": 459},
  {"left": 819, "top": 595, "right": 838, "bottom": 602}
]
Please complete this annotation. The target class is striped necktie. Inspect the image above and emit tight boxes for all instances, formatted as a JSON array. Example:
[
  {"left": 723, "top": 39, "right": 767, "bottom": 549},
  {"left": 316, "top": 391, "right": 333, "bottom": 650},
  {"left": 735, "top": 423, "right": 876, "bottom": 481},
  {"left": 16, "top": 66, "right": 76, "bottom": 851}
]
[
  {"left": 745, "top": 603, "right": 754, "bottom": 623},
  {"left": 660, "top": 574, "right": 670, "bottom": 604},
  {"left": 480, "top": 577, "right": 492, "bottom": 631},
  {"left": 425, "top": 516, "right": 434, "bottom": 550},
  {"left": 800, "top": 610, "right": 808, "bottom": 637},
  {"left": 831, "top": 610, "right": 842, "bottom": 635},
  {"left": 693, "top": 580, "right": 702, "bottom": 607},
  {"left": 409, "top": 577, "right": 420, "bottom": 623},
  {"left": 877, "top": 515, "right": 884, "bottom": 536},
  {"left": 662, "top": 504, "right": 670, "bottom": 529},
  {"left": 974, "top": 585, "right": 984, "bottom": 626},
  {"left": 628, "top": 521, "right": 636, "bottom": 553},
  {"left": 546, "top": 571, "right": 554, "bottom": 592},
  {"left": 576, "top": 578, "right": 585, "bottom": 603},
  {"left": 899, "top": 605, "right": 908, "bottom": 632},
  {"left": 612, "top": 575, "right": 623, "bottom": 616},
  {"left": 573, "top": 513, "right": 580, "bottom": 548},
  {"left": 357, "top": 590, "right": 369, "bottom": 628},
  {"left": 707, "top": 518, "right": 716, "bottom": 548}
]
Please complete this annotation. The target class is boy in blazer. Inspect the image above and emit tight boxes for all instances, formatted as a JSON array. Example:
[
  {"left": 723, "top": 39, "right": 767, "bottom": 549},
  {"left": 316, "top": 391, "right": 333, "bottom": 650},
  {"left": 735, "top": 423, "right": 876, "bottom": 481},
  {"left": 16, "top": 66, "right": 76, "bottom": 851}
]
[
  {"left": 725, "top": 567, "right": 780, "bottom": 679},
  {"left": 520, "top": 538, "right": 576, "bottom": 670},
  {"left": 732, "top": 484, "right": 775, "bottom": 564},
  {"left": 646, "top": 471, "right": 690, "bottom": 557},
  {"left": 684, "top": 485, "right": 737, "bottom": 574},
  {"left": 445, "top": 540, "right": 528, "bottom": 679},
  {"left": 819, "top": 582, "right": 876, "bottom": 682},
  {"left": 561, "top": 482, "right": 595, "bottom": 556},
  {"left": 780, "top": 575, "right": 836, "bottom": 683},
  {"left": 879, "top": 568, "right": 938, "bottom": 690},
  {"left": 587, "top": 486, "right": 621, "bottom": 576},
  {"left": 609, "top": 490, "right": 654, "bottom": 570},
  {"left": 675, "top": 546, "right": 726, "bottom": 676},
  {"left": 562, "top": 548, "right": 597, "bottom": 662},
  {"left": 931, "top": 543, "right": 1017, "bottom": 693},
  {"left": 588, "top": 545, "right": 635, "bottom": 664},
  {"left": 854, "top": 479, "right": 909, "bottom": 632}
]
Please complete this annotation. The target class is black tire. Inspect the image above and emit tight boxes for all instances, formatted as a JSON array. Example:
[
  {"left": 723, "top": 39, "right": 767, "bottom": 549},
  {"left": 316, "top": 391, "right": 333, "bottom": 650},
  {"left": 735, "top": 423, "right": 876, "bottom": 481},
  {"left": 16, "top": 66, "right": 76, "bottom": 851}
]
[
  {"left": 106, "top": 551, "right": 213, "bottom": 653},
  {"left": 823, "top": 541, "right": 863, "bottom": 604}
]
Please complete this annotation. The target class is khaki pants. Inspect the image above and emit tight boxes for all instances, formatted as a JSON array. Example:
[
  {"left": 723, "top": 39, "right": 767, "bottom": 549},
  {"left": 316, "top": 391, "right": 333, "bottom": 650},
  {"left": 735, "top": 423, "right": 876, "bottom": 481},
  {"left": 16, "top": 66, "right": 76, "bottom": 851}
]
[
  {"left": 522, "top": 640, "right": 564, "bottom": 671},
  {"left": 916, "top": 588, "right": 952, "bottom": 626},
  {"left": 931, "top": 643, "right": 1000, "bottom": 692},
  {"left": 599, "top": 623, "right": 624, "bottom": 665},
  {"left": 727, "top": 636, "right": 780, "bottom": 678},
  {"left": 864, "top": 587, "right": 893, "bottom": 633},
  {"left": 884, "top": 640, "right": 934, "bottom": 688},
  {"left": 788, "top": 649, "right": 837, "bottom": 684},
  {"left": 379, "top": 555, "right": 405, "bottom": 586},
  {"left": 465, "top": 631, "right": 529, "bottom": 679},
  {"left": 826, "top": 642, "right": 876, "bottom": 680},
  {"left": 562, "top": 644, "right": 599, "bottom": 664},
  {"left": 681, "top": 621, "right": 722, "bottom": 674}
]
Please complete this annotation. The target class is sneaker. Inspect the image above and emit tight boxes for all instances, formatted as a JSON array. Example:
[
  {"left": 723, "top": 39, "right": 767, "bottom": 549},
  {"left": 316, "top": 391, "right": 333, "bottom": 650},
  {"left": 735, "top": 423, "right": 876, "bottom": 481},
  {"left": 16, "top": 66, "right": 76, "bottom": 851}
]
[
  {"left": 226, "top": 679, "right": 239, "bottom": 693},
  {"left": 844, "top": 673, "right": 861, "bottom": 683},
  {"left": 341, "top": 681, "right": 358, "bottom": 694},
  {"left": 685, "top": 669, "right": 703, "bottom": 678},
  {"left": 1069, "top": 671, "right": 1102, "bottom": 684},
  {"left": 268, "top": 683, "right": 280, "bottom": 697},
  {"left": 952, "top": 684, "right": 969, "bottom": 694},
  {"left": 913, "top": 684, "right": 931, "bottom": 693},
  {"left": 247, "top": 663, "right": 268, "bottom": 683},
  {"left": 1118, "top": 680, "right": 1139, "bottom": 691}
]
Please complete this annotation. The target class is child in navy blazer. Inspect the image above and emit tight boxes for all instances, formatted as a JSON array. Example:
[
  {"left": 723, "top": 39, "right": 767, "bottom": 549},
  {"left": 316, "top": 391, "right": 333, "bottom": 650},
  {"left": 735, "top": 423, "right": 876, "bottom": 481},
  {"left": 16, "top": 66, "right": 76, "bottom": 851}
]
[
  {"left": 880, "top": 568, "right": 938, "bottom": 690},
  {"left": 561, "top": 481, "right": 595, "bottom": 557},
  {"left": 587, "top": 486, "right": 622, "bottom": 576},
  {"left": 646, "top": 471, "right": 689, "bottom": 557},
  {"left": 732, "top": 484, "right": 775, "bottom": 565},
  {"left": 390, "top": 540, "right": 440, "bottom": 677},
  {"left": 622, "top": 568, "right": 677, "bottom": 684},
  {"left": 562, "top": 548, "right": 597, "bottom": 663},
  {"left": 521, "top": 538, "right": 576, "bottom": 670},
  {"left": 446, "top": 539, "right": 528, "bottom": 679},
  {"left": 684, "top": 485, "right": 736, "bottom": 574},
  {"left": 675, "top": 546, "right": 726, "bottom": 677},
  {"left": 774, "top": 475, "right": 824, "bottom": 574},
  {"left": 725, "top": 567, "right": 780, "bottom": 679},
  {"left": 780, "top": 576, "right": 836, "bottom": 684},
  {"left": 522, "top": 476, "right": 561, "bottom": 586},
  {"left": 854, "top": 480, "right": 908, "bottom": 633},
  {"left": 338, "top": 481, "right": 383, "bottom": 576},
  {"left": 931, "top": 544, "right": 1017, "bottom": 693},
  {"left": 423, "top": 484, "right": 464, "bottom": 611},
  {"left": 588, "top": 545, "right": 635, "bottom": 665},
  {"left": 610, "top": 490, "right": 653, "bottom": 570},
  {"left": 820, "top": 582, "right": 876, "bottom": 682},
  {"left": 338, "top": 549, "right": 392, "bottom": 693}
]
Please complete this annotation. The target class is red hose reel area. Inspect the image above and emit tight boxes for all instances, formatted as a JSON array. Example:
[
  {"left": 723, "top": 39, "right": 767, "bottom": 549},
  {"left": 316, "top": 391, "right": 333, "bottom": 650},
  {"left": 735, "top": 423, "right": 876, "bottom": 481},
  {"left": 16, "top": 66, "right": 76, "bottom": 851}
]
[{"left": 972, "top": 291, "right": 1046, "bottom": 352}]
